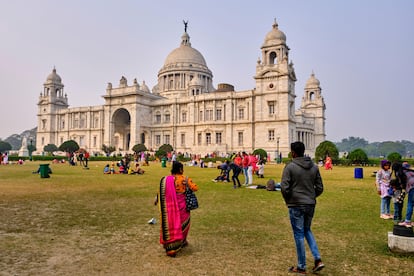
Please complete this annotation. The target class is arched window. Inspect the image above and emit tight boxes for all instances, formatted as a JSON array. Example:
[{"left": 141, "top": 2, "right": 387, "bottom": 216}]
[
  {"left": 309, "top": 91, "right": 315, "bottom": 101},
  {"left": 269, "top": 51, "right": 277, "bottom": 64}
]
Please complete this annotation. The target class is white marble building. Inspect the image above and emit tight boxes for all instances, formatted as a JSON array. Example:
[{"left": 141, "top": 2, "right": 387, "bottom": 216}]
[{"left": 36, "top": 20, "right": 326, "bottom": 158}]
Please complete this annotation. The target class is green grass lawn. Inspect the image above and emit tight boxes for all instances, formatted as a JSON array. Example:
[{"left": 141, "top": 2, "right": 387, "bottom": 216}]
[{"left": 0, "top": 161, "right": 413, "bottom": 275}]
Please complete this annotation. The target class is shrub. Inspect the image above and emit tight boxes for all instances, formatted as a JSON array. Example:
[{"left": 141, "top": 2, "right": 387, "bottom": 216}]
[
  {"left": 347, "top": 148, "right": 368, "bottom": 165},
  {"left": 253, "top": 148, "right": 267, "bottom": 162},
  {"left": 132, "top": 144, "right": 147, "bottom": 153},
  {"left": 59, "top": 140, "right": 79, "bottom": 153},
  {"left": 158, "top": 144, "right": 173, "bottom": 153},
  {"left": 315, "top": 141, "right": 339, "bottom": 162},
  {"left": 387, "top": 152, "right": 402, "bottom": 163}
]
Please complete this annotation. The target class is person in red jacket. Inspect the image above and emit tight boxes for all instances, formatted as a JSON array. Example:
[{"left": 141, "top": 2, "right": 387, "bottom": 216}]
[{"left": 242, "top": 152, "right": 250, "bottom": 186}]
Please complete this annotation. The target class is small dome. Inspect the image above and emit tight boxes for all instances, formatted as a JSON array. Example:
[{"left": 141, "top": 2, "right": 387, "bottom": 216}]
[
  {"left": 46, "top": 68, "right": 62, "bottom": 83},
  {"left": 164, "top": 32, "right": 207, "bottom": 67},
  {"left": 305, "top": 72, "right": 320, "bottom": 88},
  {"left": 263, "top": 20, "right": 286, "bottom": 47},
  {"left": 141, "top": 81, "right": 150, "bottom": 93}
]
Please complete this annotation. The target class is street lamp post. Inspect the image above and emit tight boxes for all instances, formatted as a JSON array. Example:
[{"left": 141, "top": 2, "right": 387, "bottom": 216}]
[
  {"left": 276, "top": 137, "right": 280, "bottom": 163},
  {"left": 29, "top": 139, "right": 33, "bottom": 161}
]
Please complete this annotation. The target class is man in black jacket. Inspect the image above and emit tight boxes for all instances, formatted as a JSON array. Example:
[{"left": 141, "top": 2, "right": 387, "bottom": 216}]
[{"left": 281, "top": 141, "right": 325, "bottom": 274}]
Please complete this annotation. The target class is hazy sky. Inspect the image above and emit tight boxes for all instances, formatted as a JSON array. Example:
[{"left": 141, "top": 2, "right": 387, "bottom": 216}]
[{"left": 1, "top": 0, "right": 413, "bottom": 143}]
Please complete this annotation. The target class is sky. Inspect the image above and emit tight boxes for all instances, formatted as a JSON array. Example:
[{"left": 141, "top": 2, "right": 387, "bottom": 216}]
[{"left": 1, "top": 0, "right": 413, "bottom": 143}]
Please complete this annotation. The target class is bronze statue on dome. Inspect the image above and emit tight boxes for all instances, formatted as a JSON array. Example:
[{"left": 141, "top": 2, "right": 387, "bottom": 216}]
[{"left": 183, "top": 20, "right": 188, "bottom": 32}]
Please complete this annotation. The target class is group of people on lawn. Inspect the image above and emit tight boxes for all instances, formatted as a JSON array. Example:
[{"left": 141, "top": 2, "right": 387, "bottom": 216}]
[
  {"left": 212, "top": 152, "right": 265, "bottom": 189},
  {"left": 376, "top": 159, "right": 414, "bottom": 228}
]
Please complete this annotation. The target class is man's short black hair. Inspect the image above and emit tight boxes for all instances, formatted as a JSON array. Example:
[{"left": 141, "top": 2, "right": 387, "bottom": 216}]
[{"left": 291, "top": 141, "right": 305, "bottom": 157}]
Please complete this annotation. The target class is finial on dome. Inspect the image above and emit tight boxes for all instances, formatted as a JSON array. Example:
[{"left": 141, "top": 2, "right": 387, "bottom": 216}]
[
  {"left": 273, "top": 18, "right": 278, "bottom": 28},
  {"left": 183, "top": 20, "right": 189, "bottom": 33}
]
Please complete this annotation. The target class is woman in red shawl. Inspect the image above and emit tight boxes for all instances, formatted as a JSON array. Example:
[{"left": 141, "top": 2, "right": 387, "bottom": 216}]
[
  {"left": 157, "top": 161, "right": 198, "bottom": 257},
  {"left": 324, "top": 156, "right": 333, "bottom": 170}
]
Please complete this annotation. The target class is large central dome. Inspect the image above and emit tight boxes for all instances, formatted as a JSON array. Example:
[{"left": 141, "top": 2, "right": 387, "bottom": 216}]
[
  {"left": 156, "top": 27, "right": 214, "bottom": 97},
  {"left": 163, "top": 32, "right": 207, "bottom": 67}
]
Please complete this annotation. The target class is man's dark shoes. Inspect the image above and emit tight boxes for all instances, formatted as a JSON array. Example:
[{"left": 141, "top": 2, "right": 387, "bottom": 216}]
[
  {"left": 312, "top": 260, "right": 325, "bottom": 273},
  {"left": 288, "top": 266, "right": 306, "bottom": 274}
]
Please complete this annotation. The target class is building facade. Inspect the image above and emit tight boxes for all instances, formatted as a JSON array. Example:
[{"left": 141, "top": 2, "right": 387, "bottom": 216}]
[{"left": 36, "top": 20, "right": 326, "bottom": 158}]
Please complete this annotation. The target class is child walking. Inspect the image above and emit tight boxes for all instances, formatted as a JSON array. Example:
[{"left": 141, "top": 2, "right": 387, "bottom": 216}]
[
  {"left": 376, "top": 160, "right": 392, "bottom": 219},
  {"left": 257, "top": 160, "right": 265, "bottom": 178}
]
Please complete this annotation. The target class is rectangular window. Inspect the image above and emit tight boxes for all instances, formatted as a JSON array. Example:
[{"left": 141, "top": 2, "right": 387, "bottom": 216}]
[
  {"left": 216, "top": 109, "right": 222, "bottom": 120},
  {"left": 181, "top": 133, "right": 185, "bottom": 146},
  {"left": 60, "top": 137, "right": 63, "bottom": 145},
  {"left": 93, "top": 136, "right": 97, "bottom": 147},
  {"left": 197, "top": 133, "right": 202, "bottom": 145},
  {"left": 164, "top": 135, "right": 170, "bottom": 145},
  {"left": 206, "top": 133, "right": 211, "bottom": 145},
  {"left": 268, "top": 130, "right": 275, "bottom": 141},
  {"left": 269, "top": 102, "right": 275, "bottom": 115},
  {"left": 155, "top": 114, "right": 161, "bottom": 124},
  {"left": 206, "top": 110, "right": 213, "bottom": 121},
  {"left": 41, "top": 137, "right": 45, "bottom": 146},
  {"left": 79, "top": 136, "right": 85, "bottom": 147},
  {"left": 156, "top": 135, "right": 161, "bottom": 145},
  {"left": 238, "top": 132, "right": 243, "bottom": 146},
  {"left": 165, "top": 114, "right": 170, "bottom": 123},
  {"left": 238, "top": 108, "right": 244, "bottom": 120},
  {"left": 182, "top": 112, "right": 187, "bottom": 123},
  {"left": 216, "top": 132, "right": 222, "bottom": 145},
  {"left": 80, "top": 118, "right": 85, "bottom": 128},
  {"left": 199, "top": 111, "right": 203, "bottom": 121}
]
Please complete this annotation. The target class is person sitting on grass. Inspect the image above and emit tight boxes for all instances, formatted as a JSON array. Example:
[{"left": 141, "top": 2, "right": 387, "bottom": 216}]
[
  {"left": 128, "top": 162, "right": 145, "bottom": 175},
  {"left": 103, "top": 164, "right": 111, "bottom": 174}
]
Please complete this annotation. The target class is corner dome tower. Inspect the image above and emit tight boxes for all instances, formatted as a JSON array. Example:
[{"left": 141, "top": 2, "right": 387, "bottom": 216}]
[
  {"left": 305, "top": 72, "right": 320, "bottom": 88},
  {"left": 45, "top": 67, "right": 62, "bottom": 84},
  {"left": 262, "top": 19, "right": 287, "bottom": 47},
  {"left": 156, "top": 22, "right": 214, "bottom": 97}
]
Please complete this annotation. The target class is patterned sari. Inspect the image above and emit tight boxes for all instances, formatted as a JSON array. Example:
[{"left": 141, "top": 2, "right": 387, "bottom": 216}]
[{"left": 158, "top": 175, "right": 191, "bottom": 256}]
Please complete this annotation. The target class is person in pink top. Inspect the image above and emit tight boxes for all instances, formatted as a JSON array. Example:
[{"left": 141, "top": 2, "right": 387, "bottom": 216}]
[
  {"left": 248, "top": 153, "right": 256, "bottom": 185},
  {"left": 242, "top": 152, "right": 250, "bottom": 186},
  {"left": 376, "top": 160, "right": 392, "bottom": 219}
]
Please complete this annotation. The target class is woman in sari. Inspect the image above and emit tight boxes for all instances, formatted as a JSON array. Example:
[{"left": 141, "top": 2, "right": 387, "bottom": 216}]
[
  {"left": 324, "top": 156, "right": 332, "bottom": 170},
  {"left": 157, "top": 161, "right": 198, "bottom": 257}
]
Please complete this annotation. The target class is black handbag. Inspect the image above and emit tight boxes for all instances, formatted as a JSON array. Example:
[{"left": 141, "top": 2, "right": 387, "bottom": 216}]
[{"left": 185, "top": 178, "right": 198, "bottom": 211}]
